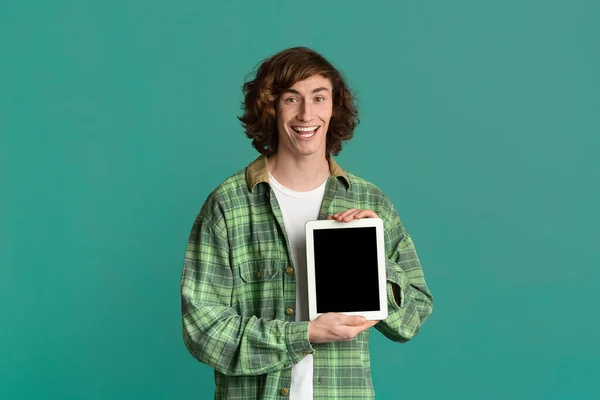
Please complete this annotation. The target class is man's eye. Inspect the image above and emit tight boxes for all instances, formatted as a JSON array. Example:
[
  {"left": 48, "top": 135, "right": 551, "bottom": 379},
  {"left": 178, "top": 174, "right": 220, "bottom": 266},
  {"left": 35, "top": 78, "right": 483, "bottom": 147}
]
[
  {"left": 286, "top": 97, "right": 298, "bottom": 103},
  {"left": 315, "top": 96, "right": 325, "bottom": 102}
]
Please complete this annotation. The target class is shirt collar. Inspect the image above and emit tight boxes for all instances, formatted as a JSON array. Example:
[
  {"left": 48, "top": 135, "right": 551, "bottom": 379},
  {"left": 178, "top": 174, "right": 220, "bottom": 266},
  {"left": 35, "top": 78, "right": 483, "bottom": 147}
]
[{"left": 246, "top": 154, "right": 351, "bottom": 192}]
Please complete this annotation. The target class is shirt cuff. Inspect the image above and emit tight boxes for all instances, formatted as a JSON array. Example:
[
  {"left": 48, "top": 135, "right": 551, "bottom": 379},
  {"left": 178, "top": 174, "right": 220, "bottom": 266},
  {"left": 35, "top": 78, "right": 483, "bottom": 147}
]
[
  {"left": 386, "top": 260, "right": 410, "bottom": 310},
  {"left": 285, "top": 321, "right": 314, "bottom": 364}
]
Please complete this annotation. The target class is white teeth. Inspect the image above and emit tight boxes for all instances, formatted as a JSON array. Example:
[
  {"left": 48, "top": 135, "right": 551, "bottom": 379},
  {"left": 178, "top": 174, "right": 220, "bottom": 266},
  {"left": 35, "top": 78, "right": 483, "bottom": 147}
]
[{"left": 293, "top": 126, "right": 318, "bottom": 132}]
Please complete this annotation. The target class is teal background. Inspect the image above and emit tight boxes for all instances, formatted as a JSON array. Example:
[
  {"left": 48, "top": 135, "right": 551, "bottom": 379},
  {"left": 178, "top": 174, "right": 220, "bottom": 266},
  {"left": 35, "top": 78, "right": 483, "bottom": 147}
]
[{"left": 1, "top": 0, "right": 599, "bottom": 399}]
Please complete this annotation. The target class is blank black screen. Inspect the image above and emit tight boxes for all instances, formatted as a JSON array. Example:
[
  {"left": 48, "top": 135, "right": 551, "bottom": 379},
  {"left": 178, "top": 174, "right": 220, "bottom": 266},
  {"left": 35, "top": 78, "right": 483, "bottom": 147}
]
[{"left": 313, "top": 227, "right": 380, "bottom": 313}]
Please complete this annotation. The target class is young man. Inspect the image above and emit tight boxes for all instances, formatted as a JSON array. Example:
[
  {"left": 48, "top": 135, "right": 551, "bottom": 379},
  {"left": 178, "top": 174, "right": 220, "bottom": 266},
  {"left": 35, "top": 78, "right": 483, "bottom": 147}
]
[{"left": 181, "top": 47, "right": 433, "bottom": 400}]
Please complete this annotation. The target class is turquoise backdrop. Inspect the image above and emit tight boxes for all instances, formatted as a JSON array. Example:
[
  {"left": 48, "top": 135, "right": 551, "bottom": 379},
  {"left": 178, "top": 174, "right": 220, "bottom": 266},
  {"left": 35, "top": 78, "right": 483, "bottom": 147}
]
[{"left": 1, "top": 1, "right": 599, "bottom": 399}]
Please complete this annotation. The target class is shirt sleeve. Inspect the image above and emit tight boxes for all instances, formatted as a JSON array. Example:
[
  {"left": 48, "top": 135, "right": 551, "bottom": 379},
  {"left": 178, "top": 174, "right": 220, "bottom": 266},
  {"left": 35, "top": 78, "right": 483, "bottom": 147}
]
[
  {"left": 375, "top": 203, "right": 434, "bottom": 342},
  {"left": 181, "top": 209, "right": 314, "bottom": 376}
]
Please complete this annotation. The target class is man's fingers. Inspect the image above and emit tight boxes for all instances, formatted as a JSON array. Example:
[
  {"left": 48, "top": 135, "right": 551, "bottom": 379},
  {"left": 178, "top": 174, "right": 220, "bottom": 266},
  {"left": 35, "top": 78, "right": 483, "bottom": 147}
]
[
  {"left": 354, "top": 209, "right": 377, "bottom": 219},
  {"left": 329, "top": 208, "right": 379, "bottom": 222},
  {"left": 345, "top": 319, "right": 378, "bottom": 338},
  {"left": 342, "top": 210, "right": 362, "bottom": 222},
  {"left": 339, "top": 314, "right": 367, "bottom": 326},
  {"left": 311, "top": 314, "right": 379, "bottom": 343},
  {"left": 335, "top": 208, "right": 357, "bottom": 221},
  {"left": 364, "top": 320, "right": 379, "bottom": 329},
  {"left": 357, "top": 209, "right": 376, "bottom": 218}
]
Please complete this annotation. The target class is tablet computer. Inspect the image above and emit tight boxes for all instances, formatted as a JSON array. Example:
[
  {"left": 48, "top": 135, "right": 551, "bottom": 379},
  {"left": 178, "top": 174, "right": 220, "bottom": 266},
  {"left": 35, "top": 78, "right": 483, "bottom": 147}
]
[{"left": 305, "top": 218, "right": 388, "bottom": 321}]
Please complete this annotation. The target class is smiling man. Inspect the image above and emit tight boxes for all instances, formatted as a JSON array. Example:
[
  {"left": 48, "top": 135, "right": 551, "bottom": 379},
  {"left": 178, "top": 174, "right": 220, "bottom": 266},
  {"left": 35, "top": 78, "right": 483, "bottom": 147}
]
[{"left": 181, "top": 47, "right": 433, "bottom": 400}]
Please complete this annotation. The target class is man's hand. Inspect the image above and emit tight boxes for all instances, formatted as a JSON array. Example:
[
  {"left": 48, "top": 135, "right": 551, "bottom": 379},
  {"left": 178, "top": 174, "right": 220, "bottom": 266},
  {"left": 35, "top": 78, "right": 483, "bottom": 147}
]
[
  {"left": 308, "top": 313, "right": 379, "bottom": 343},
  {"left": 328, "top": 208, "right": 379, "bottom": 222}
]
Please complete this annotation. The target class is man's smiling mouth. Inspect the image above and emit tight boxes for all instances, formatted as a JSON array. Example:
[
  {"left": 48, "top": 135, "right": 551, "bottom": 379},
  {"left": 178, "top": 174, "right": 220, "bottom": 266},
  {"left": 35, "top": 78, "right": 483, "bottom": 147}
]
[{"left": 291, "top": 125, "right": 320, "bottom": 138}]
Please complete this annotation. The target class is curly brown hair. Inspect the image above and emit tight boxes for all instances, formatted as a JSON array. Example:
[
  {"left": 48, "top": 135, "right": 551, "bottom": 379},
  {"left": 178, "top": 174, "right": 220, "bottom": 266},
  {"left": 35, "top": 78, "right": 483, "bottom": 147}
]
[{"left": 238, "top": 47, "right": 359, "bottom": 157}]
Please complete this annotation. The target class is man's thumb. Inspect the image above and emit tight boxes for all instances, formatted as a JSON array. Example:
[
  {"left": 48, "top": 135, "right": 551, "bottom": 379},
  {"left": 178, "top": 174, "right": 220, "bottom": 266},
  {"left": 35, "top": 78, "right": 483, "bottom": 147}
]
[{"left": 343, "top": 315, "right": 367, "bottom": 326}]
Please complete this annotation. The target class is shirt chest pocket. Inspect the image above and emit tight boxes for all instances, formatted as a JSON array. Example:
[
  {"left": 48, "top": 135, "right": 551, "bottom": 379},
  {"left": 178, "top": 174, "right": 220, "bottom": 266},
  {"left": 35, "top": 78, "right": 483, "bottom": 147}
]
[
  {"left": 235, "top": 259, "right": 283, "bottom": 318},
  {"left": 238, "top": 259, "right": 281, "bottom": 283}
]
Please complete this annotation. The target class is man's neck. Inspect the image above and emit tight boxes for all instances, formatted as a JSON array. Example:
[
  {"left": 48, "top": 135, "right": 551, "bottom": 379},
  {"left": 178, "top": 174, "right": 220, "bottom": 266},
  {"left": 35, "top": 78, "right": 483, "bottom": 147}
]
[{"left": 267, "top": 151, "right": 330, "bottom": 192}]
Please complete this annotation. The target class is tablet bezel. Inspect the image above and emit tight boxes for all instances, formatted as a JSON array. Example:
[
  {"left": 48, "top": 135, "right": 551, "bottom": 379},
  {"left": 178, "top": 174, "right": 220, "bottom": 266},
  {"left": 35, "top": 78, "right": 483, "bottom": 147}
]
[{"left": 305, "top": 218, "right": 388, "bottom": 321}]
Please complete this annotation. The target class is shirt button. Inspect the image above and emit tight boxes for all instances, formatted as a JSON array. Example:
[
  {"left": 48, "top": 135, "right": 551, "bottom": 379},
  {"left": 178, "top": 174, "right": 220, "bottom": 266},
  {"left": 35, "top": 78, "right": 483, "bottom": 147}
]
[
  {"left": 255, "top": 271, "right": 261, "bottom": 279},
  {"left": 280, "top": 387, "right": 289, "bottom": 396},
  {"left": 285, "top": 308, "right": 294, "bottom": 316},
  {"left": 285, "top": 266, "right": 294, "bottom": 275}
]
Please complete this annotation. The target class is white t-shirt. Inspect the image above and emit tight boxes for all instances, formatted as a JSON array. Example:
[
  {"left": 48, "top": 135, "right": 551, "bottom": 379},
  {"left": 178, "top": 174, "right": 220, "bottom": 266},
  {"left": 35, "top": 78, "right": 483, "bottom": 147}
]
[{"left": 269, "top": 172, "right": 327, "bottom": 400}]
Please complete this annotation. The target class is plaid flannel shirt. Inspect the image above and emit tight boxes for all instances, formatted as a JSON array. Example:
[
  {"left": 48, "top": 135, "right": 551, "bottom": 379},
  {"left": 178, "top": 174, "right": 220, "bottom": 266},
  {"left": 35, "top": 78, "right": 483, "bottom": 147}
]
[{"left": 181, "top": 155, "right": 433, "bottom": 399}]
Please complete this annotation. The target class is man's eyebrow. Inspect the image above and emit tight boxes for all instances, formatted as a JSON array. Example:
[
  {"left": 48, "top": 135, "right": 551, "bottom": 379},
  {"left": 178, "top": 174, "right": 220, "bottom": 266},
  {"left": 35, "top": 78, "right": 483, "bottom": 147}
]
[{"left": 283, "top": 87, "right": 331, "bottom": 95}]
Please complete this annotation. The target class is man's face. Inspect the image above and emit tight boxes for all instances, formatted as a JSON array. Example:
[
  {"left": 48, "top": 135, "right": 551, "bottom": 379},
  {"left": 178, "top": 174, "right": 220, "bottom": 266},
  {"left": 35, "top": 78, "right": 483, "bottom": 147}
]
[{"left": 275, "top": 74, "right": 333, "bottom": 159}]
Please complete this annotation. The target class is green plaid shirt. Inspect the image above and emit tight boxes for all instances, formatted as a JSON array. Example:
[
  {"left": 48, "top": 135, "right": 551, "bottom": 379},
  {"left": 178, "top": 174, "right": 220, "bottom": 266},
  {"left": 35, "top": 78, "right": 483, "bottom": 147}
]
[{"left": 181, "top": 155, "right": 433, "bottom": 399}]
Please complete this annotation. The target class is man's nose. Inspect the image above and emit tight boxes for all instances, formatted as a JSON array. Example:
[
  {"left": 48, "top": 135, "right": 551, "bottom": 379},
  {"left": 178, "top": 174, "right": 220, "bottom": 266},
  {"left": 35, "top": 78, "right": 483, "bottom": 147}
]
[{"left": 296, "top": 101, "right": 314, "bottom": 121}]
